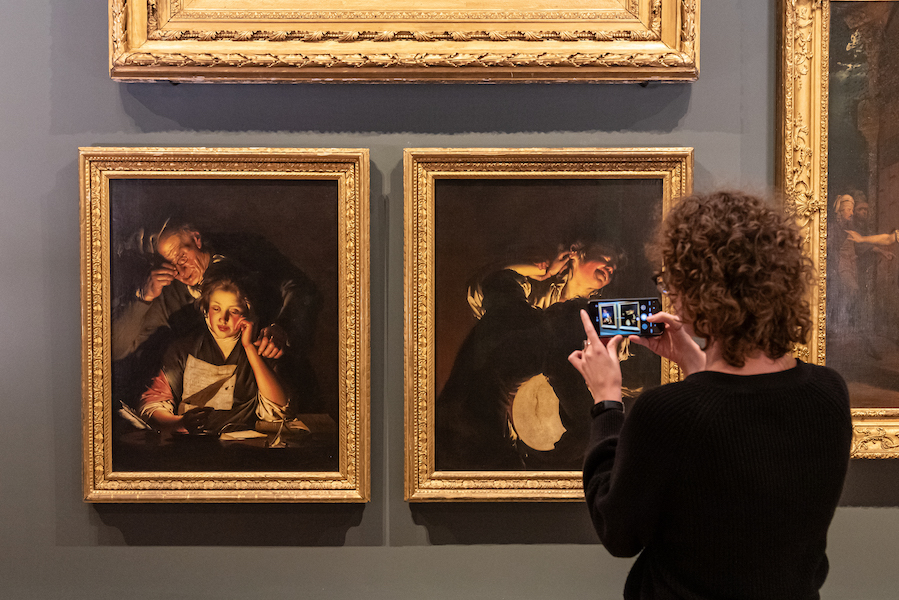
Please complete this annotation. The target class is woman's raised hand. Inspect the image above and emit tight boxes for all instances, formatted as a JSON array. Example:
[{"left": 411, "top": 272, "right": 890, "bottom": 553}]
[
  {"left": 628, "top": 312, "right": 706, "bottom": 376},
  {"left": 568, "top": 309, "right": 624, "bottom": 403},
  {"left": 545, "top": 247, "right": 574, "bottom": 277},
  {"left": 237, "top": 318, "right": 255, "bottom": 349}
]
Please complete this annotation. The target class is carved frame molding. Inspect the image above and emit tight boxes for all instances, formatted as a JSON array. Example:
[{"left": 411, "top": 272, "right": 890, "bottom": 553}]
[
  {"left": 110, "top": 0, "right": 699, "bottom": 82},
  {"left": 778, "top": 0, "right": 899, "bottom": 458}
]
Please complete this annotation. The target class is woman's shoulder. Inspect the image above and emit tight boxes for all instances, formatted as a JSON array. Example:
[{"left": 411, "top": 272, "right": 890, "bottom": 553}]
[
  {"left": 635, "top": 377, "right": 710, "bottom": 404},
  {"left": 635, "top": 361, "right": 850, "bottom": 419},
  {"left": 628, "top": 379, "right": 709, "bottom": 425},
  {"left": 793, "top": 361, "right": 852, "bottom": 416},
  {"left": 796, "top": 360, "right": 847, "bottom": 387}
]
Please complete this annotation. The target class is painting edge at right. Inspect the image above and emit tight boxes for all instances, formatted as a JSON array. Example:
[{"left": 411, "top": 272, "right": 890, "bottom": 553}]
[{"left": 778, "top": 0, "right": 899, "bottom": 457}]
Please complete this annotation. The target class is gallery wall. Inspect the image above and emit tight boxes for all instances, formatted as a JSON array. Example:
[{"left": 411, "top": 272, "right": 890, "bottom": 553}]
[{"left": 1, "top": 1, "right": 898, "bottom": 598}]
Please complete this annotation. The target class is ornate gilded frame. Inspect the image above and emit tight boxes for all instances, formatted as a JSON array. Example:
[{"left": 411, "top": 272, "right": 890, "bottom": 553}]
[
  {"left": 109, "top": 0, "right": 699, "bottom": 82},
  {"left": 80, "top": 147, "right": 370, "bottom": 501},
  {"left": 779, "top": 0, "right": 899, "bottom": 458},
  {"left": 404, "top": 148, "right": 693, "bottom": 501}
]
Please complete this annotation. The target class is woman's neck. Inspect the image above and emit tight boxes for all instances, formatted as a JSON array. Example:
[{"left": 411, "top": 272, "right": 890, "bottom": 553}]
[
  {"left": 703, "top": 342, "right": 797, "bottom": 375},
  {"left": 562, "top": 281, "right": 589, "bottom": 301},
  {"left": 562, "top": 270, "right": 592, "bottom": 300},
  {"left": 212, "top": 334, "right": 240, "bottom": 359}
]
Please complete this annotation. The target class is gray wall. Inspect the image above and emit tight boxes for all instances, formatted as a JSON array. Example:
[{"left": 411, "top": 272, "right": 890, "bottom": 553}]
[{"left": 2, "top": 1, "right": 898, "bottom": 598}]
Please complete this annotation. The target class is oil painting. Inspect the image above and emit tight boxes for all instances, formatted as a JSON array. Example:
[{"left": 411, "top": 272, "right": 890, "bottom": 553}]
[
  {"left": 404, "top": 148, "right": 693, "bottom": 500},
  {"left": 81, "top": 147, "right": 370, "bottom": 501},
  {"left": 826, "top": 2, "right": 899, "bottom": 410},
  {"left": 779, "top": 0, "right": 899, "bottom": 456}
]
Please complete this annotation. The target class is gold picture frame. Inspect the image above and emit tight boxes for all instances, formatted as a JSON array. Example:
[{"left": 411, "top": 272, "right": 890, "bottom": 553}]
[
  {"left": 109, "top": 0, "right": 699, "bottom": 82},
  {"left": 81, "top": 147, "right": 370, "bottom": 501},
  {"left": 779, "top": 0, "right": 899, "bottom": 458},
  {"left": 404, "top": 147, "right": 693, "bottom": 501}
]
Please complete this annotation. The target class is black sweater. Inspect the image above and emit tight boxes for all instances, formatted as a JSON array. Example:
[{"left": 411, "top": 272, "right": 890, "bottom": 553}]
[{"left": 583, "top": 361, "right": 852, "bottom": 599}]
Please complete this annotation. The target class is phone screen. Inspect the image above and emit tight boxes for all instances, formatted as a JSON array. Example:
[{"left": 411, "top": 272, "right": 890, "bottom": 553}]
[{"left": 587, "top": 298, "right": 664, "bottom": 337}]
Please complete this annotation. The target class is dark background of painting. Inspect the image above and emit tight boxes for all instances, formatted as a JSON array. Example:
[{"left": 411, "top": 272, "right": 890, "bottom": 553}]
[
  {"left": 3, "top": 1, "right": 899, "bottom": 599},
  {"left": 434, "top": 178, "right": 663, "bottom": 395},
  {"left": 109, "top": 178, "right": 341, "bottom": 432},
  {"left": 827, "top": 7, "right": 870, "bottom": 195},
  {"left": 828, "top": 2, "right": 899, "bottom": 408}
]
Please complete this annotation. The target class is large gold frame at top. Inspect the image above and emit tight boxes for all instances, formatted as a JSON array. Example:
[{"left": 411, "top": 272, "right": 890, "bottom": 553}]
[
  {"left": 779, "top": 0, "right": 899, "bottom": 458},
  {"left": 80, "top": 147, "right": 371, "bottom": 501},
  {"left": 109, "top": 0, "right": 699, "bottom": 82},
  {"left": 404, "top": 148, "right": 693, "bottom": 501}
]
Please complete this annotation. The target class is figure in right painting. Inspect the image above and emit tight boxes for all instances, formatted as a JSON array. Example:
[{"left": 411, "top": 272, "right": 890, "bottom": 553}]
[
  {"left": 437, "top": 240, "right": 625, "bottom": 471},
  {"left": 430, "top": 178, "right": 663, "bottom": 472},
  {"left": 828, "top": 1, "right": 899, "bottom": 408}
]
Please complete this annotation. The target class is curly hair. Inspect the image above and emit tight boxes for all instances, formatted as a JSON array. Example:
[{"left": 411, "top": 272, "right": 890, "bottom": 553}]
[{"left": 649, "top": 191, "right": 814, "bottom": 367}]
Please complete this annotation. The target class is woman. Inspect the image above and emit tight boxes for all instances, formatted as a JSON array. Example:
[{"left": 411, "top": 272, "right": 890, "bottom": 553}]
[
  {"left": 139, "top": 265, "right": 288, "bottom": 434},
  {"left": 569, "top": 191, "right": 852, "bottom": 599}
]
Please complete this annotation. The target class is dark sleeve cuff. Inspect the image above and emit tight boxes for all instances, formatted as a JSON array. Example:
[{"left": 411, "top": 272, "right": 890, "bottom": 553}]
[{"left": 591, "top": 400, "right": 625, "bottom": 418}]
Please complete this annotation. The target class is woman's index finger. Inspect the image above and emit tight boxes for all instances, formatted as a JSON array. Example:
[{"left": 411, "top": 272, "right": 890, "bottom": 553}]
[{"left": 579, "top": 309, "right": 603, "bottom": 346}]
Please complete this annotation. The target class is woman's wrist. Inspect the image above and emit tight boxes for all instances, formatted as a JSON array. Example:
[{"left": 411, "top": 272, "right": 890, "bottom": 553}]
[
  {"left": 588, "top": 383, "right": 622, "bottom": 404},
  {"left": 590, "top": 394, "right": 623, "bottom": 406},
  {"left": 591, "top": 400, "right": 625, "bottom": 418},
  {"left": 593, "top": 397, "right": 624, "bottom": 405}
]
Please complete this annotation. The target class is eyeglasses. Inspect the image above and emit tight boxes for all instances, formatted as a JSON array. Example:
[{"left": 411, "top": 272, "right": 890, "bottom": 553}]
[{"left": 653, "top": 274, "right": 669, "bottom": 296}]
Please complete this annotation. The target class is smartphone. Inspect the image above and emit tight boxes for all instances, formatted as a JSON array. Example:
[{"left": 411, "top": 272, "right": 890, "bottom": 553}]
[{"left": 587, "top": 298, "right": 664, "bottom": 337}]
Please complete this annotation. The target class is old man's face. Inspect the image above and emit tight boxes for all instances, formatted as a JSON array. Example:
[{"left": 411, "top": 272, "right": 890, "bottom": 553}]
[{"left": 157, "top": 229, "right": 209, "bottom": 287}]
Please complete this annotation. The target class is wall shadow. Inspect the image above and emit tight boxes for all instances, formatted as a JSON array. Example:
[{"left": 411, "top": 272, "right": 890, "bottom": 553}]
[
  {"left": 47, "top": 0, "right": 695, "bottom": 138},
  {"left": 115, "top": 82, "right": 693, "bottom": 136},
  {"left": 410, "top": 502, "right": 599, "bottom": 545},
  {"left": 94, "top": 503, "right": 365, "bottom": 546},
  {"left": 407, "top": 456, "right": 899, "bottom": 547},
  {"left": 840, "top": 459, "right": 899, "bottom": 507}
]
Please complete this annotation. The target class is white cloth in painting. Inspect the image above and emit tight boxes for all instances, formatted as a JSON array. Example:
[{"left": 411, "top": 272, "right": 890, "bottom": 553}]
[{"left": 181, "top": 355, "right": 287, "bottom": 421}]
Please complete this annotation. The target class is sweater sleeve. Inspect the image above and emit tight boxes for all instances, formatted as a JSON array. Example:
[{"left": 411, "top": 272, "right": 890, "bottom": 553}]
[{"left": 582, "top": 387, "right": 681, "bottom": 557}]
